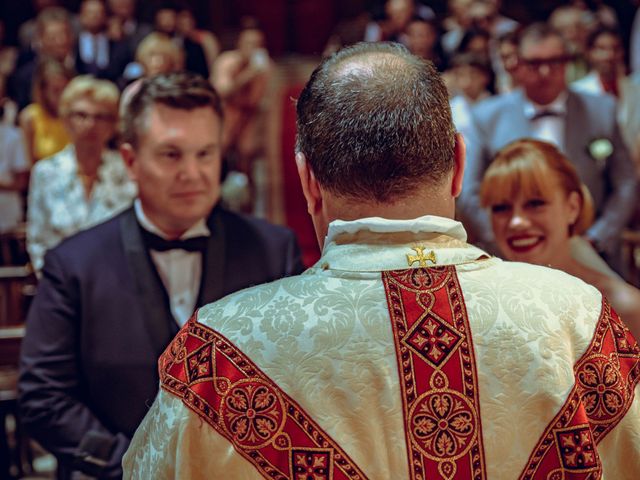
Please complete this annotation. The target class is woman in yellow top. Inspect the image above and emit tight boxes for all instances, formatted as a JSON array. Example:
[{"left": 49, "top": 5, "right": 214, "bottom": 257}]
[{"left": 19, "top": 58, "right": 74, "bottom": 163}]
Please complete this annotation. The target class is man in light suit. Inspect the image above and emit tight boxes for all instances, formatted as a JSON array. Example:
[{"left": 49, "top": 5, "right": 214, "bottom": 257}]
[
  {"left": 459, "top": 23, "right": 637, "bottom": 266},
  {"left": 18, "top": 72, "right": 304, "bottom": 479}
]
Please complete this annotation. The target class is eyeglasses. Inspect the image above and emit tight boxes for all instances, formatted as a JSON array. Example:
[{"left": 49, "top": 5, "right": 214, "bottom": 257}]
[
  {"left": 519, "top": 56, "right": 572, "bottom": 71},
  {"left": 69, "top": 111, "right": 115, "bottom": 124}
]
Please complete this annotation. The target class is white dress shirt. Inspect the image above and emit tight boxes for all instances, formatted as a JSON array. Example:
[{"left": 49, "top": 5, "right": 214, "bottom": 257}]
[
  {"left": 134, "top": 200, "right": 210, "bottom": 326},
  {"left": 523, "top": 92, "right": 568, "bottom": 152}
]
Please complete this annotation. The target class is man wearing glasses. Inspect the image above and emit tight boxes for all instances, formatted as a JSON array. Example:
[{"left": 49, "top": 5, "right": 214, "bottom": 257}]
[{"left": 458, "top": 22, "right": 637, "bottom": 273}]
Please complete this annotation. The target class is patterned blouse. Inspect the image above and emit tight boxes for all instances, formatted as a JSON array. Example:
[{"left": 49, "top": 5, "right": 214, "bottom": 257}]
[{"left": 27, "top": 144, "right": 137, "bottom": 272}]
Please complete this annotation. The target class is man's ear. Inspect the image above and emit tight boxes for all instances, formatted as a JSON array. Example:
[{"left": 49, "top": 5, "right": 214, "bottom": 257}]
[
  {"left": 451, "top": 133, "right": 466, "bottom": 198},
  {"left": 295, "top": 152, "right": 323, "bottom": 215},
  {"left": 119, "top": 143, "right": 137, "bottom": 181}
]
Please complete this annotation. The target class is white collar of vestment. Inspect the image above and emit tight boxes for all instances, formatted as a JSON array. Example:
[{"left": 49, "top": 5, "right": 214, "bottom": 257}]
[
  {"left": 523, "top": 90, "right": 568, "bottom": 119},
  {"left": 134, "top": 198, "right": 210, "bottom": 240},
  {"left": 317, "top": 215, "right": 489, "bottom": 272}
]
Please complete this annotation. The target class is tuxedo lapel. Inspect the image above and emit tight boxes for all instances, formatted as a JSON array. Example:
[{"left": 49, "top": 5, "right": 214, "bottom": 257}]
[
  {"left": 564, "top": 91, "right": 587, "bottom": 161},
  {"left": 197, "top": 207, "right": 226, "bottom": 305},
  {"left": 119, "top": 208, "right": 178, "bottom": 356}
]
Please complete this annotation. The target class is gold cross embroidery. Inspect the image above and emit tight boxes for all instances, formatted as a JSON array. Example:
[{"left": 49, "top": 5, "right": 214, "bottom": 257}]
[{"left": 406, "top": 246, "right": 436, "bottom": 267}]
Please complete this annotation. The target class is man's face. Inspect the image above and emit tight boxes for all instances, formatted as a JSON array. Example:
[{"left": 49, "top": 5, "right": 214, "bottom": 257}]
[
  {"left": 108, "top": 0, "right": 135, "bottom": 19},
  {"left": 406, "top": 21, "right": 437, "bottom": 56},
  {"left": 518, "top": 35, "right": 568, "bottom": 105},
  {"left": 589, "top": 32, "right": 623, "bottom": 77},
  {"left": 155, "top": 8, "right": 177, "bottom": 36},
  {"left": 80, "top": 0, "right": 107, "bottom": 34},
  {"left": 40, "top": 20, "right": 73, "bottom": 60},
  {"left": 123, "top": 104, "right": 222, "bottom": 236}
]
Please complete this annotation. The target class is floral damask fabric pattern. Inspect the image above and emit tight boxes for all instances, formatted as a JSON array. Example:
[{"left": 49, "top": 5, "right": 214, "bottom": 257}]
[
  {"left": 26, "top": 145, "right": 136, "bottom": 271},
  {"left": 124, "top": 216, "right": 640, "bottom": 479}
]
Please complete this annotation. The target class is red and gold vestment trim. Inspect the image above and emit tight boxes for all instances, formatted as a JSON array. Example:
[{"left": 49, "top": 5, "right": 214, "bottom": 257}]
[
  {"left": 519, "top": 299, "right": 640, "bottom": 480},
  {"left": 382, "top": 266, "right": 487, "bottom": 480},
  {"left": 159, "top": 317, "right": 369, "bottom": 480}
]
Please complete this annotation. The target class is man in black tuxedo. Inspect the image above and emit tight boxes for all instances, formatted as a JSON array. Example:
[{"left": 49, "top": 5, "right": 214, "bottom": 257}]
[{"left": 18, "top": 72, "right": 304, "bottom": 479}]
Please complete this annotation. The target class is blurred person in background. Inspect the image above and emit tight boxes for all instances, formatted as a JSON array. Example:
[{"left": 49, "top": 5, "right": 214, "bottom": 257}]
[
  {"left": 212, "top": 24, "right": 271, "bottom": 184},
  {"left": 176, "top": 7, "right": 220, "bottom": 74},
  {"left": 481, "top": 138, "right": 640, "bottom": 338},
  {"left": 18, "top": 58, "right": 73, "bottom": 164},
  {"left": 442, "top": 0, "right": 475, "bottom": 55},
  {"left": 494, "top": 30, "right": 520, "bottom": 93},
  {"left": 17, "top": 0, "right": 63, "bottom": 53},
  {"left": 27, "top": 75, "right": 135, "bottom": 273},
  {"left": 572, "top": 26, "right": 640, "bottom": 169},
  {"left": 549, "top": 4, "right": 591, "bottom": 82},
  {"left": 76, "top": 0, "right": 130, "bottom": 81},
  {"left": 364, "top": 0, "right": 433, "bottom": 45},
  {"left": 0, "top": 123, "right": 29, "bottom": 236},
  {"left": 153, "top": 3, "right": 209, "bottom": 78},
  {"left": 106, "top": 0, "right": 152, "bottom": 53},
  {"left": 405, "top": 16, "right": 446, "bottom": 70},
  {"left": 10, "top": 6, "right": 76, "bottom": 111}
]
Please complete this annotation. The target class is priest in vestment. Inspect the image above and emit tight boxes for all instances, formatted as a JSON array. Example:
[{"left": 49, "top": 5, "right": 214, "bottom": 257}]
[{"left": 124, "top": 42, "right": 640, "bottom": 479}]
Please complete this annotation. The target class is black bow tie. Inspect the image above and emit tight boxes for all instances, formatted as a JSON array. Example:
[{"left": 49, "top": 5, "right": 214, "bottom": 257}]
[
  {"left": 531, "top": 109, "right": 563, "bottom": 121},
  {"left": 142, "top": 229, "right": 208, "bottom": 253}
]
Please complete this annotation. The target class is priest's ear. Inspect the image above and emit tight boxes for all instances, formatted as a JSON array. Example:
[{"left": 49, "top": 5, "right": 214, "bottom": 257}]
[
  {"left": 295, "top": 152, "right": 323, "bottom": 216},
  {"left": 451, "top": 133, "right": 466, "bottom": 198}
]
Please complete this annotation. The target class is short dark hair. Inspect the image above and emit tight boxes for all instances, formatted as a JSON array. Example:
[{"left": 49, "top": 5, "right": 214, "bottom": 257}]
[
  {"left": 586, "top": 25, "right": 622, "bottom": 50},
  {"left": 517, "top": 22, "right": 567, "bottom": 56},
  {"left": 120, "top": 72, "right": 223, "bottom": 147},
  {"left": 296, "top": 42, "right": 455, "bottom": 202}
]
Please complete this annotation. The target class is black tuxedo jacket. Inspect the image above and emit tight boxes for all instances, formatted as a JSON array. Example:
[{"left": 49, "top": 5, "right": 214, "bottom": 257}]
[{"left": 18, "top": 205, "right": 303, "bottom": 476}]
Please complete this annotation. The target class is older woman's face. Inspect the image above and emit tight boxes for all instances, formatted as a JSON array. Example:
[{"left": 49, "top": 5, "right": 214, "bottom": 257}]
[
  {"left": 489, "top": 184, "right": 580, "bottom": 266},
  {"left": 64, "top": 97, "right": 116, "bottom": 148}
]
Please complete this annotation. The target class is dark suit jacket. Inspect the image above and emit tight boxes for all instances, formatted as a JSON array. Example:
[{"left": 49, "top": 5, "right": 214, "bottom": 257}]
[
  {"left": 18, "top": 205, "right": 303, "bottom": 477},
  {"left": 458, "top": 88, "right": 637, "bottom": 255},
  {"left": 75, "top": 37, "right": 132, "bottom": 82}
]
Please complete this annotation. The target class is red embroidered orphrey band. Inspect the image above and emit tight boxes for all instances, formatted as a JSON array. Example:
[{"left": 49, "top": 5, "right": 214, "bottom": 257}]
[
  {"left": 383, "top": 266, "right": 487, "bottom": 480},
  {"left": 518, "top": 299, "right": 640, "bottom": 480},
  {"left": 159, "top": 317, "right": 368, "bottom": 480}
]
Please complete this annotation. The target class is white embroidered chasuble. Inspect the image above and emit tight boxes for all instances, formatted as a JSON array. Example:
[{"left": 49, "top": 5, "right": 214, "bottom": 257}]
[{"left": 124, "top": 216, "right": 640, "bottom": 479}]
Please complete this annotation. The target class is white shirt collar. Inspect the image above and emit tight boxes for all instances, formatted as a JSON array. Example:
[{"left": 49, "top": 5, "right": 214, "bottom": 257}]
[
  {"left": 318, "top": 215, "right": 488, "bottom": 272},
  {"left": 523, "top": 91, "right": 568, "bottom": 119},
  {"left": 324, "top": 215, "right": 467, "bottom": 247},
  {"left": 134, "top": 198, "right": 210, "bottom": 240}
]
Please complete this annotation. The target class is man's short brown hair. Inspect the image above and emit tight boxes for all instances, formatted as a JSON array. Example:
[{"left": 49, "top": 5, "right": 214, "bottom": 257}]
[
  {"left": 120, "top": 72, "right": 223, "bottom": 147},
  {"left": 296, "top": 42, "right": 456, "bottom": 203}
]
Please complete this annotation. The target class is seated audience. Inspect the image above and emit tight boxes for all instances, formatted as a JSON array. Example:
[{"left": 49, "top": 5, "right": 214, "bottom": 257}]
[
  {"left": 176, "top": 7, "right": 220, "bottom": 73},
  {"left": 153, "top": 3, "right": 209, "bottom": 78},
  {"left": 19, "top": 58, "right": 73, "bottom": 164},
  {"left": 106, "top": 0, "right": 152, "bottom": 54},
  {"left": 19, "top": 72, "right": 303, "bottom": 479},
  {"left": 26, "top": 75, "right": 135, "bottom": 272},
  {"left": 10, "top": 6, "right": 76, "bottom": 110},
  {"left": 481, "top": 138, "right": 640, "bottom": 338},
  {"left": 0, "top": 124, "right": 29, "bottom": 234},
  {"left": 405, "top": 16, "right": 446, "bottom": 70},
  {"left": 75, "top": 0, "right": 130, "bottom": 81},
  {"left": 572, "top": 26, "right": 640, "bottom": 169},
  {"left": 549, "top": 4, "right": 591, "bottom": 82},
  {"left": 365, "top": 0, "right": 434, "bottom": 45},
  {"left": 461, "top": 23, "right": 637, "bottom": 274}
]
